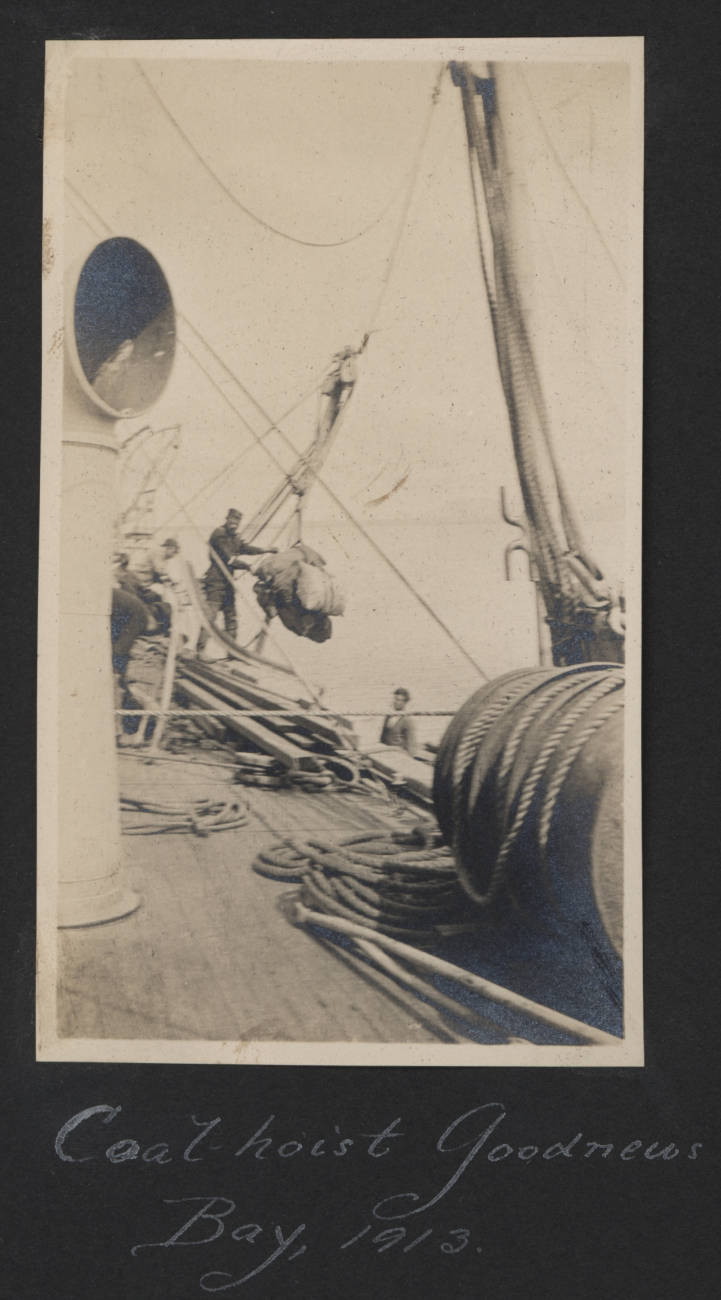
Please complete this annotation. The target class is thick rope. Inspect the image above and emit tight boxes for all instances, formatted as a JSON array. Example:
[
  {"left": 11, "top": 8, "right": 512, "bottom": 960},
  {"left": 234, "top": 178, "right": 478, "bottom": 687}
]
[
  {"left": 120, "top": 795, "right": 250, "bottom": 836},
  {"left": 134, "top": 61, "right": 443, "bottom": 250},
  {"left": 470, "top": 675, "right": 623, "bottom": 903},
  {"left": 253, "top": 830, "right": 471, "bottom": 944},
  {"left": 435, "top": 664, "right": 624, "bottom": 908}
]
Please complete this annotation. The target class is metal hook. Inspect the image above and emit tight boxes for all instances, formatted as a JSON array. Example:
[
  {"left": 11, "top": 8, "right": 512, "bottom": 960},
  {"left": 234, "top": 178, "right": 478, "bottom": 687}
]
[
  {"left": 501, "top": 486, "right": 533, "bottom": 580},
  {"left": 500, "top": 485, "right": 525, "bottom": 530}
]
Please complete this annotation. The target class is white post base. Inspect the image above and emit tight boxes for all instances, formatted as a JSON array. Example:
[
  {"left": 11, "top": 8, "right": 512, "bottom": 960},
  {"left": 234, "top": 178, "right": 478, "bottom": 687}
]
[{"left": 58, "top": 879, "right": 141, "bottom": 929}]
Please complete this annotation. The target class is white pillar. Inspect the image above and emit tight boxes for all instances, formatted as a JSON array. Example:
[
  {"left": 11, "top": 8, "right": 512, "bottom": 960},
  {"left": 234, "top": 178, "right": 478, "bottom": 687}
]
[{"left": 57, "top": 354, "right": 140, "bottom": 927}]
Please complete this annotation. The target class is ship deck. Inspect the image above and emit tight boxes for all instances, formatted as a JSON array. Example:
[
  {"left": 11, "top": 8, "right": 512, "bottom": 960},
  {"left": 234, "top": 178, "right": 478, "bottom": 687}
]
[
  {"left": 57, "top": 710, "right": 624, "bottom": 1048},
  {"left": 57, "top": 758, "right": 463, "bottom": 1044}
]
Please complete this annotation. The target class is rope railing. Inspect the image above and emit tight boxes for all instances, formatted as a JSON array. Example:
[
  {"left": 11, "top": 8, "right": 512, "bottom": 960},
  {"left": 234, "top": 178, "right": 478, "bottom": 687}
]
[{"left": 114, "top": 708, "right": 456, "bottom": 718}]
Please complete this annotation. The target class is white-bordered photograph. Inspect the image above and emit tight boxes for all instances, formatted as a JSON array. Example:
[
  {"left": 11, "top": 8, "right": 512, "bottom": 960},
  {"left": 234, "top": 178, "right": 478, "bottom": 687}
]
[{"left": 37, "top": 37, "right": 643, "bottom": 1065}]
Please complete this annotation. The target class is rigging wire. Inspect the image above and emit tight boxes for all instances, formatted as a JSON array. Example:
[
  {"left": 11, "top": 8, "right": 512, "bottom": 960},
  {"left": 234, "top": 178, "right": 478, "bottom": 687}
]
[
  {"left": 463, "top": 122, "right": 501, "bottom": 362},
  {"left": 159, "top": 344, "right": 322, "bottom": 532},
  {"left": 180, "top": 327, "right": 490, "bottom": 682},
  {"left": 67, "top": 54, "right": 440, "bottom": 488},
  {"left": 65, "top": 180, "right": 328, "bottom": 532},
  {"left": 121, "top": 426, "right": 181, "bottom": 526},
  {"left": 458, "top": 65, "right": 593, "bottom": 592},
  {"left": 62, "top": 185, "right": 330, "bottom": 699},
  {"left": 517, "top": 67, "right": 626, "bottom": 287},
  {"left": 518, "top": 192, "right": 625, "bottom": 425},
  {"left": 134, "top": 60, "right": 440, "bottom": 251},
  {"left": 363, "top": 63, "right": 445, "bottom": 335},
  {"left": 65, "top": 77, "right": 491, "bottom": 683},
  {"left": 487, "top": 65, "right": 598, "bottom": 574}
]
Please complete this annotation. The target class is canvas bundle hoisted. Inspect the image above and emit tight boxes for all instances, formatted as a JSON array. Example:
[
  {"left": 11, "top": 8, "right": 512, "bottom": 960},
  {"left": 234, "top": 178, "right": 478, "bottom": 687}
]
[{"left": 253, "top": 543, "right": 346, "bottom": 642}]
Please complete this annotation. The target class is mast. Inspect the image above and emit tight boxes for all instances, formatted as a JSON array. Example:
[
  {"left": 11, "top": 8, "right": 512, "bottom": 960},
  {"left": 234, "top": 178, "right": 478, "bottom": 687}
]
[{"left": 452, "top": 61, "right": 624, "bottom": 667}]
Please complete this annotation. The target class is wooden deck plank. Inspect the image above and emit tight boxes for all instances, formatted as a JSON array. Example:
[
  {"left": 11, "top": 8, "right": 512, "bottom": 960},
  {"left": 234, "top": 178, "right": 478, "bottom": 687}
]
[{"left": 57, "top": 766, "right": 445, "bottom": 1044}]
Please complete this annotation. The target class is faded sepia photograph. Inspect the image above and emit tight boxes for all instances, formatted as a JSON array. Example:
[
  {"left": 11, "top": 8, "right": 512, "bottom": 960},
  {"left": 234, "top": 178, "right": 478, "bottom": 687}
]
[{"left": 38, "top": 38, "right": 643, "bottom": 1065}]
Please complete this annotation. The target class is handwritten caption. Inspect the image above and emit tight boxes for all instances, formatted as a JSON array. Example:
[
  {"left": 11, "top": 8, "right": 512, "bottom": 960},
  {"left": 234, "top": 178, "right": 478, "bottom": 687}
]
[{"left": 55, "top": 1102, "right": 703, "bottom": 1291}]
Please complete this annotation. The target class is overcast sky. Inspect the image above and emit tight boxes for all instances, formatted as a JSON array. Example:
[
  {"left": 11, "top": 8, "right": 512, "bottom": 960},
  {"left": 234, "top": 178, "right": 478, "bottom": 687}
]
[{"left": 63, "top": 55, "right": 631, "bottom": 586}]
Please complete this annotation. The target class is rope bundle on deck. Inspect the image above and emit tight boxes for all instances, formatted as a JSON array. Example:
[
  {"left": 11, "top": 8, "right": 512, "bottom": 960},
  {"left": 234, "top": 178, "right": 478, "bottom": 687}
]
[
  {"left": 121, "top": 795, "right": 250, "bottom": 836},
  {"left": 253, "top": 829, "right": 473, "bottom": 943},
  {"left": 433, "top": 663, "right": 624, "bottom": 906}
]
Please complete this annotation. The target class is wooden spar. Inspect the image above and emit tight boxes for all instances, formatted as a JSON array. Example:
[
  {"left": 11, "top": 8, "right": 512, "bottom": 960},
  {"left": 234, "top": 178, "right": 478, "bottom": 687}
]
[
  {"left": 175, "top": 676, "right": 321, "bottom": 770},
  {"left": 312, "top": 936, "right": 469, "bottom": 1043},
  {"left": 292, "top": 900, "right": 622, "bottom": 1046},
  {"left": 147, "top": 592, "right": 181, "bottom": 756},
  {"left": 352, "top": 938, "right": 532, "bottom": 1043},
  {"left": 181, "top": 661, "right": 293, "bottom": 709},
  {"left": 180, "top": 660, "right": 355, "bottom": 748}
]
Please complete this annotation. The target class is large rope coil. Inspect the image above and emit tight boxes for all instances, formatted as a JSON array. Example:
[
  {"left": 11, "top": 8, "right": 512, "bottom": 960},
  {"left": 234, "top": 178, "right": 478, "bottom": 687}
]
[
  {"left": 253, "top": 830, "right": 473, "bottom": 943},
  {"left": 433, "top": 663, "right": 624, "bottom": 908}
]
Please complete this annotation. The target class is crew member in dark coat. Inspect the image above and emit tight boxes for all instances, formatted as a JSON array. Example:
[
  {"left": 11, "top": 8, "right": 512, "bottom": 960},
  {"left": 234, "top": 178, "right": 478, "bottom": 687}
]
[
  {"left": 380, "top": 687, "right": 419, "bottom": 757},
  {"left": 111, "top": 589, "right": 148, "bottom": 676},
  {"left": 197, "top": 508, "right": 275, "bottom": 651}
]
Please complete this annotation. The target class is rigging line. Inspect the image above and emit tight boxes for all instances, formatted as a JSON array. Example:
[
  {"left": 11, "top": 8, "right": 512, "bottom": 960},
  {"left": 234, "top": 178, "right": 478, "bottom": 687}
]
[
  {"left": 121, "top": 429, "right": 179, "bottom": 525},
  {"left": 68, "top": 79, "right": 433, "bottom": 512},
  {"left": 67, "top": 146, "right": 487, "bottom": 678},
  {"left": 314, "top": 480, "right": 491, "bottom": 682},
  {"left": 178, "top": 313, "right": 322, "bottom": 436},
  {"left": 155, "top": 445, "right": 253, "bottom": 530},
  {"left": 199, "top": 350, "right": 491, "bottom": 681},
  {"left": 66, "top": 179, "right": 325, "bottom": 528},
  {"left": 176, "top": 326, "right": 490, "bottom": 680},
  {"left": 154, "top": 367, "right": 317, "bottom": 533},
  {"left": 157, "top": 64, "right": 444, "bottom": 444},
  {"left": 134, "top": 59, "right": 436, "bottom": 250},
  {"left": 65, "top": 183, "right": 110, "bottom": 237},
  {"left": 516, "top": 66, "right": 626, "bottom": 288},
  {"left": 143, "top": 252, "right": 492, "bottom": 680},
  {"left": 67, "top": 189, "right": 321, "bottom": 581},
  {"left": 67, "top": 181, "right": 323, "bottom": 448},
  {"left": 179, "top": 342, "right": 300, "bottom": 480},
  {"left": 364, "top": 62, "right": 446, "bottom": 336},
  {"left": 462, "top": 73, "right": 588, "bottom": 576},
  {"left": 463, "top": 122, "right": 501, "bottom": 362},
  {"left": 177, "top": 314, "right": 325, "bottom": 460},
  {"left": 519, "top": 189, "right": 625, "bottom": 425},
  {"left": 66, "top": 178, "right": 324, "bottom": 464}
]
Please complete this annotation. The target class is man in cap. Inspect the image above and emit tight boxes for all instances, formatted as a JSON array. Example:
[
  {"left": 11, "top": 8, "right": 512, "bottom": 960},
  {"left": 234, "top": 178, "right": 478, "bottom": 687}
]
[
  {"left": 131, "top": 537, "right": 180, "bottom": 587},
  {"left": 197, "top": 509, "right": 275, "bottom": 651}
]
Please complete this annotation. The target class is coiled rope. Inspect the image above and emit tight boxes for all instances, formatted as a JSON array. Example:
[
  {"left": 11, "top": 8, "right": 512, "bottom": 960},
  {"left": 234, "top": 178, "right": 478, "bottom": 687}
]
[
  {"left": 121, "top": 796, "right": 250, "bottom": 836},
  {"left": 433, "top": 663, "right": 624, "bottom": 907},
  {"left": 253, "top": 829, "right": 473, "bottom": 944}
]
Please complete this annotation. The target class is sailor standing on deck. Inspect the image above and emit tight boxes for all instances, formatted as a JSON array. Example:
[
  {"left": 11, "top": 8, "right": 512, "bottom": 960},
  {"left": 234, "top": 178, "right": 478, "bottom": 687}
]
[
  {"left": 197, "top": 508, "right": 276, "bottom": 651},
  {"left": 380, "top": 687, "right": 419, "bottom": 758}
]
